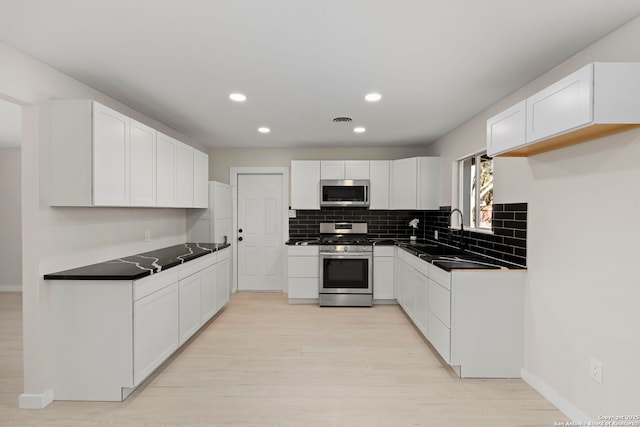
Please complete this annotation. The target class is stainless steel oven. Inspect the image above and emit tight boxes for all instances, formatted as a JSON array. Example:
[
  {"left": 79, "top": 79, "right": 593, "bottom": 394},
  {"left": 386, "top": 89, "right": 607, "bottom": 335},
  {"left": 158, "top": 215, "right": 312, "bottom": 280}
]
[{"left": 318, "top": 222, "right": 373, "bottom": 307}]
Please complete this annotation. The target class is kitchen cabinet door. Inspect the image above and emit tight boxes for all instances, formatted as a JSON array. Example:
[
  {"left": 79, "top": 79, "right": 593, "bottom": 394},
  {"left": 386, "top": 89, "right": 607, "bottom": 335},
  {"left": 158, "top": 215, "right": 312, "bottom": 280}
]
[
  {"left": 345, "top": 160, "right": 370, "bottom": 179},
  {"left": 176, "top": 142, "right": 194, "bottom": 207},
  {"left": 373, "top": 250, "right": 395, "bottom": 301},
  {"left": 414, "top": 272, "right": 429, "bottom": 336},
  {"left": 133, "top": 282, "right": 179, "bottom": 385},
  {"left": 428, "top": 312, "right": 451, "bottom": 363},
  {"left": 428, "top": 278, "right": 451, "bottom": 328},
  {"left": 179, "top": 273, "right": 202, "bottom": 344},
  {"left": 216, "top": 250, "right": 231, "bottom": 311},
  {"left": 192, "top": 149, "right": 209, "bottom": 208},
  {"left": 320, "top": 161, "right": 345, "bottom": 179},
  {"left": 156, "top": 132, "right": 177, "bottom": 207},
  {"left": 130, "top": 119, "right": 157, "bottom": 207},
  {"left": 486, "top": 100, "right": 526, "bottom": 157},
  {"left": 200, "top": 264, "right": 217, "bottom": 323},
  {"left": 526, "top": 64, "right": 593, "bottom": 143},
  {"left": 390, "top": 157, "right": 417, "bottom": 209},
  {"left": 92, "top": 102, "right": 130, "bottom": 206},
  {"left": 291, "top": 160, "right": 320, "bottom": 209},
  {"left": 417, "top": 157, "right": 439, "bottom": 210},
  {"left": 369, "top": 160, "right": 390, "bottom": 210},
  {"left": 288, "top": 246, "right": 319, "bottom": 300}
]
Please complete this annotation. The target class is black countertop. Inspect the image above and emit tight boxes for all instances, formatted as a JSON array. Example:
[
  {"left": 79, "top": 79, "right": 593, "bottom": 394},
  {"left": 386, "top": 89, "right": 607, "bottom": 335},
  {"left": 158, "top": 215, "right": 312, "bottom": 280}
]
[{"left": 44, "top": 243, "right": 231, "bottom": 281}]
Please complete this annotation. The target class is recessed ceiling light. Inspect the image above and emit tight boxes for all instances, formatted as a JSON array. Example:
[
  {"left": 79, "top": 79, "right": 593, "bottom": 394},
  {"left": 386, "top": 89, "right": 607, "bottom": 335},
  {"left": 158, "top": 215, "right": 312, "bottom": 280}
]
[
  {"left": 229, "top": 93, "right": 247, "bottom": 102},
  {"left": 354, "top": 127, "right": 366, "bottom": 133},
  {"left": 258, "top": 127, "right": 270, "bottom": 133},
  {"left": 365, "top": 93, "right": 382, "bottom": 102}
]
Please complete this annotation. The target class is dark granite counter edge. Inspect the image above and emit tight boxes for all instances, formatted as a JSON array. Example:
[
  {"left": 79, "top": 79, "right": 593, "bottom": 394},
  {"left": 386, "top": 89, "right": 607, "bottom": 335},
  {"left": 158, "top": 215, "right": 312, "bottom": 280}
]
[{"left": 44, "top": 243, "right": 231, "bottom": 281}]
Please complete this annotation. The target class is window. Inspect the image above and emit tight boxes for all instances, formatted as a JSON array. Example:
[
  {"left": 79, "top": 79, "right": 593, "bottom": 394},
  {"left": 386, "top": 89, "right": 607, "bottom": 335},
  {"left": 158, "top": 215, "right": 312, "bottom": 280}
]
[{"left": 459, "top": 152, "right": 493, "bottom": 230}]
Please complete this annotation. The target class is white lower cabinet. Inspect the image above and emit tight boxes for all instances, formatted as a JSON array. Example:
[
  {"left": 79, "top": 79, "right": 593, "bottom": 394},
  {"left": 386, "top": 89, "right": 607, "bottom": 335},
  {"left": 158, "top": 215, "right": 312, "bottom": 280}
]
[
  {"left": 215, "top": 250, "right": 231, "bottom": 311},
  {"left": 395, "top": 247, "right": 428, "bottom": 334},
  {"left": 373, "top": 246, "right": 395, "bottom": 302},
  {"left": 200, "top": 264, "right": 217, "bottom": 323},
  {"left": 133, "top": 282, "right": 179, "bottom": 385},
  {"left": 287, "top": 246, "right": 319, "bottom": 302},
  {"left": 395, "top": 247, "right": 525, "bottom": 378},
  {"left": 179, "top": 273, "right": 203, "bottom": 344},
  {"left": 49, "top": 249, "right": 231, "bottom": 401}
]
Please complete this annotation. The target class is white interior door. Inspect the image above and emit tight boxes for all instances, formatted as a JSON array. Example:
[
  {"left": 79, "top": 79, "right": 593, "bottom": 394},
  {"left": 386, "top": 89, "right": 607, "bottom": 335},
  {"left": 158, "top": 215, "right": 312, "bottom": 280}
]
[{"left": 237, "top": 174, "right": 283, "bottom": 291}]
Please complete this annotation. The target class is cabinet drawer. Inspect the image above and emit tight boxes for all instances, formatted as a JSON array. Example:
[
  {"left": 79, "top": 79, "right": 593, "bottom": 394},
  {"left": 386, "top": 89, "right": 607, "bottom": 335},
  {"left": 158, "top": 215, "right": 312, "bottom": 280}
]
[
  {"left": 373, "top": 246, "right": 394, "bottom": 256},
  {"left": 133, "top": 268, "right": 179, "bottom": 301},
  {"left": 179, "top": 253, "right": 216, "bottom": 279},
  {"left": 288, "top": 278, "right": 319, "bottom": 299},
  {"left": 288, "top": 246, "right": 319, "bottom": 256},
  {"left": 429, "top": 264, "right": 451, "bottom": 290},
  {"left": 428, "top": 312, "right": 451, "bottom": 363},
  {"left": 428, "top": 279, "right": 451, "bottom": 328},
  {"left": 288, "top": 257, "right": 319, "bottom": 278}
]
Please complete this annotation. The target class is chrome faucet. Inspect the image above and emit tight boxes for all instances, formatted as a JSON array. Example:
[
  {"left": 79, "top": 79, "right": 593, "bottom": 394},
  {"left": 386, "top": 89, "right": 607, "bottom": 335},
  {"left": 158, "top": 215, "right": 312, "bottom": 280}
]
[{"left": 449, "top": 208, "right": 466, "bottom": 250}]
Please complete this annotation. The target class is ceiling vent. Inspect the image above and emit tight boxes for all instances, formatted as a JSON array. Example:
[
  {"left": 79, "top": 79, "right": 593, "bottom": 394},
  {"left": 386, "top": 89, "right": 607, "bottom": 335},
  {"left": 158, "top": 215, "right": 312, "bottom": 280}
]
[{"left": 332, "top": 116, "right": 353, "bottom": 123}]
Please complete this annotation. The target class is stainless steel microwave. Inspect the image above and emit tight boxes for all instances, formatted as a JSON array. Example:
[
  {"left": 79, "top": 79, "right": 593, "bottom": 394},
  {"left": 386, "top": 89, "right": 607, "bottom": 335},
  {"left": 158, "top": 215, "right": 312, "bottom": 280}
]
[{"left": 320, "top": 180, "right": 370, "bottom": 207}]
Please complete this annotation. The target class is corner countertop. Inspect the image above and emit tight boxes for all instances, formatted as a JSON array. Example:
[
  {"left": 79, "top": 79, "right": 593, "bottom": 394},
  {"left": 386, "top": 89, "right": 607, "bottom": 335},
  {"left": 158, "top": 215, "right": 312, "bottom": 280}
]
[{"left": 44, "top": 243, "right": 231, "bottom": 281}]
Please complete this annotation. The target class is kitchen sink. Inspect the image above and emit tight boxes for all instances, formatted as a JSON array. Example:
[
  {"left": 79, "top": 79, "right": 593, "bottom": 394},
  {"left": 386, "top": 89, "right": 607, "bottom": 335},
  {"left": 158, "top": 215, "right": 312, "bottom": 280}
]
[
  {"left": 399, "top": 244, "right": 506, "bottom": 270},
  {"left": 431, "top": 258, "right": 503, "bottom": 271}
]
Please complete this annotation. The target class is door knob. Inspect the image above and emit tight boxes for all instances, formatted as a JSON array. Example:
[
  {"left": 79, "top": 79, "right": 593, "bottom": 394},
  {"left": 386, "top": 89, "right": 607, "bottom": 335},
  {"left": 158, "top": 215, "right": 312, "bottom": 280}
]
[{"left": 238, "top": 236, "right": 243, "bottom": 242}]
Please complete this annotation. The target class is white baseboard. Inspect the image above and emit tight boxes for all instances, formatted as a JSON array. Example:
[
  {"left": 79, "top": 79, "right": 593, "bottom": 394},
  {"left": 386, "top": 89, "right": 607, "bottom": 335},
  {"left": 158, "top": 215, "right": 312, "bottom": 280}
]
[
  {"left": 521, "top": 368, "right": 591, "bottom": 423},
  {"left": 0, "top": 285, "right": 22, "bottom": 292},
  {"left": 19, "top": 389, "right": 54, "bottom": 409}
]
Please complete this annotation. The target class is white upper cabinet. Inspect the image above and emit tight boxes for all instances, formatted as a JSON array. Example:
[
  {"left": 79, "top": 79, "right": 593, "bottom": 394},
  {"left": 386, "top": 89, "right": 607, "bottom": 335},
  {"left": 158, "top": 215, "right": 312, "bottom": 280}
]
[
  {"left": 51, "top": 100, "right": 132, "bottom": 207},
  {"left": 369, "top": 160, "right": 390, "bottom": 210},
  {"left": 486, "top": 100, "right": 526, "bottom": 157},
  {"left": 390, "top": 157, "right": 417, "bottom": 209},
  {"left": 416, "top": 157, "right": 439, "bottom": 210},
  {"left": 51, "top": 100, "right": 206, "bottom": 208},
  {"left": 320, "top": 161, "right": 345, "bottom": 179},
  {"left": 320, "top": 160, "right": 370, "bottom": 180},
  {"left": 156, "top": 132, "right": 177, "bottom": 207},
  {"left": 175, "top": 142, "right": 194, "bottom": 207},
  {"left": 130, "top": 120, "right": 157, "bottom": 207},
  {"left": 526, "top": 64, "right": 593, "bottom": 143},
  {"left": 488, "top": 62, "right": 640, "bottom": 157},
  {"left": 92, "top": 103, "right": 131, "bottom": 206},
  {"left": 390, "top": 157, "right": 439, "bottom": 210},
  {"left": 291, "top": 160, "right": 320, "bottom": 210},
  {"left": 192, "top": 149, "right": 209, "bottom": 208},
  {"left": 345, "top": 161, "right": 370, "bottom": 179}
]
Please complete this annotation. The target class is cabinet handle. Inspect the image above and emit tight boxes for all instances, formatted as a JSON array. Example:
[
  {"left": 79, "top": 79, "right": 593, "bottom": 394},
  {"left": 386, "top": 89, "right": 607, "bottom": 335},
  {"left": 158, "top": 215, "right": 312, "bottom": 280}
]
[
  {"left": 238, "top": 237, "right": 243, "bottom": 242},
  {"left": 238, "top": 229, "right": 243, "bottom": 233}
]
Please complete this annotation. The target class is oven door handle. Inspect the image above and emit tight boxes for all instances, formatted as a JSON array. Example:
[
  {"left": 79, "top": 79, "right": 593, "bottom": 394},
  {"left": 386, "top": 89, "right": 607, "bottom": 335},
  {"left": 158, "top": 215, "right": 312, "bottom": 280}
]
[{"left": 319, "top": 253, "right": 372, "bottom": 258}]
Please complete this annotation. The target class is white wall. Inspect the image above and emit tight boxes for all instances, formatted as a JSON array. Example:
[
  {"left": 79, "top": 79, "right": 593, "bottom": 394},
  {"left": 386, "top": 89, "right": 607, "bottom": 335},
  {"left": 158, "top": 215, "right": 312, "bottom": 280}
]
[
  {"left": 0, "top": 41, "right": 193, "bottom": 407},
  {"left": 426, "top": 17, "right": 640, "bottom": 420},
  {"left": 209, "top": 146, "right": 431, "bottom": 183},
  {"left": 0, "top": 148, "right": 22, "bottom": 291}
]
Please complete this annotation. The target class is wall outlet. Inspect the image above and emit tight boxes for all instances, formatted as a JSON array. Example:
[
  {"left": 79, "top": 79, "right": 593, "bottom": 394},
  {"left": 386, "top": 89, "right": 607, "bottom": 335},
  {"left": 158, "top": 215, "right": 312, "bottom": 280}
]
[
  {"left": 144, "top": 230, "right": 151, "bottom": 242},
  {"left": 434, "top": 230, "right": 438, "bottom": 240},
  {"left": 589, "top": 357, "right": 603, "bottom": 383}
]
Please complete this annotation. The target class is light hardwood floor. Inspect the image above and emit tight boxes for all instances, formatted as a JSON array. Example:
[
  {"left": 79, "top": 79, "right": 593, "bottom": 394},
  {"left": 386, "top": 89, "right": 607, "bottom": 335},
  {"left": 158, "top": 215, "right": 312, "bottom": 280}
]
[{"left": 0, "top": 292, "right": 565, "bottom": 426}]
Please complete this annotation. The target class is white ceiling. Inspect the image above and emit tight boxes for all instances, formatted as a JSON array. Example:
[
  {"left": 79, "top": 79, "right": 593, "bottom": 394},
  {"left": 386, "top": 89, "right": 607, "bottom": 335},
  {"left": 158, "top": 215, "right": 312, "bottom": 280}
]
[
  {"left": 0, "top": 98, "right": 21, "bottom": 148},
  {"left": 1, "top": 1, "right": 639, "bottom": 149}
]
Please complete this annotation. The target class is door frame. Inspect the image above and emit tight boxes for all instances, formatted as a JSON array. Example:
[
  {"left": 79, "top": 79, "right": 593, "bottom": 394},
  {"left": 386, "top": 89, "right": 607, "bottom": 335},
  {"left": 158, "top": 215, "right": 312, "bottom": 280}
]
[{"left": 230, "top": 167, "right": 289, "bottom": 293}]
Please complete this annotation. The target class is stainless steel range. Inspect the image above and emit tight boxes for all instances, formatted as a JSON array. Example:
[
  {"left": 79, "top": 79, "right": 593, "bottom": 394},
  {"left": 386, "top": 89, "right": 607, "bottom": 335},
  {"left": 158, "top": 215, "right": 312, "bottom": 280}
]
[{"left": 318, "top": 222, "right": 373, "bottom": 307}]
